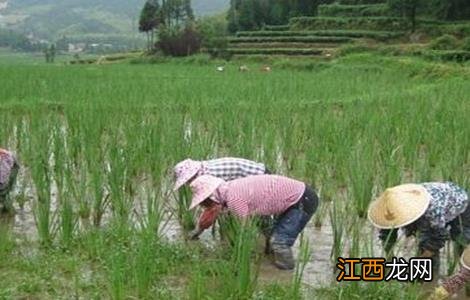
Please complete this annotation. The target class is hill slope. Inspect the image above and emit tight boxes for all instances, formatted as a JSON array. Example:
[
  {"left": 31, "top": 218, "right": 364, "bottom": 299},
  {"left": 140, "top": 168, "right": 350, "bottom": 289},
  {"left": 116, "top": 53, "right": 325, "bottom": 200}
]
[{"left": 0, "top": 0, "right": 229, "bottom": 39}]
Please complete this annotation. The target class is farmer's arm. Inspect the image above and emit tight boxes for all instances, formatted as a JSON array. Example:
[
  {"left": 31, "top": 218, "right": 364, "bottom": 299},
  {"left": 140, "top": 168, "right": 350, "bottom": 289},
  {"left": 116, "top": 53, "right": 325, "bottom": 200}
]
[
  {"left": 379, "top": 229, "right": 398, "bottom": 254},
  {"left": 431, "top": 267, "right": 470, "bottom": 299},
  {"left": 190, "top": 204, "right": 222, "bottom": 239}
]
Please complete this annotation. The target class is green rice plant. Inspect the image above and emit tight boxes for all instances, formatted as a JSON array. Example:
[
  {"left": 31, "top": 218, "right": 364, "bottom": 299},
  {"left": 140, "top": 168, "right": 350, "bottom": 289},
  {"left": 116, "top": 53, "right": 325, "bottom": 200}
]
[
  {"left": 0, "top": 51, "right": 469, "bottom": 298},
  {"left": 132, "top": 228, "right": 159, "bottom": 298},
  {"left": 175, "top": 186, "right": 196, "bottom": 232},
  {"left": 347, "top": 141, "right": 375, "bottom": 218},
  {"left": 347, "top": 217, "right": 362, "bottom": 258},
  {"left": 291, "top": 233, "right": 311, "bottom": 299},
  {"left": 106, "top": 242, "right": 128, "bottom": 300},
  {"left": 27, "top": 116, "right": 55, "bottom": 246},
  {"left": 222, "top": 219, "right": 261, "bottom": 299},
  {"left": 316, "top": 280, "right": 424, "bottom": 299},
  {"left": 0, "top": 223, "right": 14, "bottom": 263},
  {"left": 218, "top": 213, "right": 242, "bottom": 247},
  {"left": 107, "top": 142, "right": 133, "bottom": 224},
  {"left": 330, "top": 199, "right": 344, "bottom": 263}
]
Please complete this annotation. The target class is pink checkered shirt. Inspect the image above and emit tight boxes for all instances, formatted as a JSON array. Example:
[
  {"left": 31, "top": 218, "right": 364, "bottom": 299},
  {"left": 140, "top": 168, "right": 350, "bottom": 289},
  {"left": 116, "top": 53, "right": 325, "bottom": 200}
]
[{"left": 213, "top": 175, "right": 306, "bottom": 218}]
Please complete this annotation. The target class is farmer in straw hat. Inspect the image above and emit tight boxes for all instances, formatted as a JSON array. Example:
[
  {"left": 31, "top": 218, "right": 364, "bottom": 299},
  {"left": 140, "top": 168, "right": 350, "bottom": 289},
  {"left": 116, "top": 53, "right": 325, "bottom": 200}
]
[
  {"left": 0, "top": 148, "right": 19, "bottom": 214},
  {"left": 173, "top": 157, "right": 272, "bottom": 240},
  {"left": 187, "top": 174, "right": 319, "bottom": 270},
  {"left": 430, "top": 246, "right": 470, "bottom": 299},
  {"left": 368, "top": 182, "right": 469, "bottom": 274}
]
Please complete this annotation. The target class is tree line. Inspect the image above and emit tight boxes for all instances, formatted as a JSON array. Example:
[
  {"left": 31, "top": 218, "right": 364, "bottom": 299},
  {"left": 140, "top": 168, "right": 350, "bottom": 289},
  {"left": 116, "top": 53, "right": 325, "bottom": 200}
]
[
  {"left": 227, "top": 0, "right": 328, "bottom": 32},
  {"left": 227, "top": 0, "right": 470, "bottom": 32}
]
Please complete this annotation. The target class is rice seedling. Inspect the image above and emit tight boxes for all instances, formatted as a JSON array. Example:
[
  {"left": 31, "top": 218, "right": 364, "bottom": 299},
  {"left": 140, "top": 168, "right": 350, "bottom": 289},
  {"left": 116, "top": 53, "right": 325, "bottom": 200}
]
[
  {"left": 0, "top": 52, "right": 468, "bottom": 298},
  {"left": 330, "top": 198, "right": 344, "bottom": 263},
  {"left": 220, "top": 219, "right": 261, "bottom": 299},
  {"left": 175, "top": 187, "right": 196, "bottom": 232},
  {"left": 291, "top": 233, "right": 311, "bottom": 299}
]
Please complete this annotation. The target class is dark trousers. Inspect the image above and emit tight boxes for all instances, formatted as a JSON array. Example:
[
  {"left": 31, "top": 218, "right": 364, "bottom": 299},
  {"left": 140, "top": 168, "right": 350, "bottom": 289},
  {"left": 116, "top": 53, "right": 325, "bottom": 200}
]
[{"left": 271, "top": 186, "right": 319, "bottom": 247}]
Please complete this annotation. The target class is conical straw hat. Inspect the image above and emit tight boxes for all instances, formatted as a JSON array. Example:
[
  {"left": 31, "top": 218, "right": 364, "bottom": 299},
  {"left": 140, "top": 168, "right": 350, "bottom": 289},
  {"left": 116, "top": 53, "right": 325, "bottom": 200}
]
[
  {"left": 367, "top": 184, "right": 431, "bottom": 229},
  {"left": 461, "top": 247, "right": 470, "bottom": 271}
]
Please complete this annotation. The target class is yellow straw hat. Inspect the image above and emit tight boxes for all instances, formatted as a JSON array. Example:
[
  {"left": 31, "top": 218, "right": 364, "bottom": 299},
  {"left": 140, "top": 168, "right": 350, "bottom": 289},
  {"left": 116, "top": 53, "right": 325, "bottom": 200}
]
[
  {"left": 461, "top": 247, "right": 470, "bottom": 271},
  {"left": 367, "top": 184, "right": 431, "bottom": 229}
]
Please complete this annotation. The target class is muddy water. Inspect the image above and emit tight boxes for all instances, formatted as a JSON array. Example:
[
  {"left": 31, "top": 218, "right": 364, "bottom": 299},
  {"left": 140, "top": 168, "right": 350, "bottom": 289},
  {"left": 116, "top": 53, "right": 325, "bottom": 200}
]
[{"left": 4, "top": 166, "right": 470, "bottom": 298}]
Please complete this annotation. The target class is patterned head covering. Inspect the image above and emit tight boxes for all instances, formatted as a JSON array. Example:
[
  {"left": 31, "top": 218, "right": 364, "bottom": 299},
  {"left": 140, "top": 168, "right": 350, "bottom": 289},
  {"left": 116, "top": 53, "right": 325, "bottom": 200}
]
[
  {"left": 173, "top": 159, "right": 202, "bottom": 191},
  {"left": 189, "top": 175, "right": 225, "bottom": 210}
]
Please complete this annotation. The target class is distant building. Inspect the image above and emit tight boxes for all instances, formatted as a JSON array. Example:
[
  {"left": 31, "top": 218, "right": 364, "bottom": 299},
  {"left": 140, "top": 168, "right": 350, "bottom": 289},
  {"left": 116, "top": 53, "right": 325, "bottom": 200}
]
[{"left": 68, "top": 43, "right": 86, "bottom": 53}]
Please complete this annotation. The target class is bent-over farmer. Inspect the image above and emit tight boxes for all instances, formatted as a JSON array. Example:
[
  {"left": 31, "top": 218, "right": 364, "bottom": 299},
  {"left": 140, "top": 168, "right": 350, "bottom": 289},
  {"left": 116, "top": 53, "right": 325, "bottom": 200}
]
[
  {"left": 173, "top": 157, "right": 272, "bottom": 240},
  {"left": 173, "top": 157, "right": 269, "bottom": 191},
  {"left": 430, "top": 246, "right": 470, "bottom": 299},
  {"left": 0, "top": 148, "right": 19, "bottom": 214},
  {"left": 368, "top": 182, "right": 469, "bottom": 274},
  {"left": 188, "top": 174, "right": 319, "bottom": 270}
]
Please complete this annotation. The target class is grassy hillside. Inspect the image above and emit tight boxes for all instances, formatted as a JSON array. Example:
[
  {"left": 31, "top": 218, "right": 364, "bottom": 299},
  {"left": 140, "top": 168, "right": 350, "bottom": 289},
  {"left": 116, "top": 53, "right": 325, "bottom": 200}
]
[{"left": 0, "top": 0, "right": 229, "bottom": 39}]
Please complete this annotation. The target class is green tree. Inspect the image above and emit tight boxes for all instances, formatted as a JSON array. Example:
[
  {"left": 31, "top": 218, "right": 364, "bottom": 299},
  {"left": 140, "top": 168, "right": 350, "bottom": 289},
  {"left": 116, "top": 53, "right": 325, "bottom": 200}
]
[
  {"left": 139, "top": 0, "right": 160, "bottom": 51},
  {"left": 161, "top": 0, "right": 194, "bottom": 27},
  {"left": 445, "top": 0, "right": 470, "bottom": 20},
  {"left": 388, "top": 0, "right": 424, "bottom": 31},
  {"left": 227, "top": 0, "right": 241, "bottom": 33},
  {"left": 238, "top": 0, "right": 256, "bottom": 30}
]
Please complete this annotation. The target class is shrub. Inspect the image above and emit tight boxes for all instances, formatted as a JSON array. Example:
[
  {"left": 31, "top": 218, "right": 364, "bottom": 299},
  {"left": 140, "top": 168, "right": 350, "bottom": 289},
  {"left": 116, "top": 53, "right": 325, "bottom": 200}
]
[
  {"left": 461, "top": 37, "right": 470, "bottom": 52},
  {"left": 236, "top": 30, "right": 403, "bottom": 40},
  {"left": 228, "top": 48, "right": 323, "bottom": 55},
  {"left": 157, "top": 25, "right": 202, "bottom": 57},
  {"left": 337, "top": 44, "right": 376, "bottom": 56},
  {"left": 422, "top": 23, "right": 470, "bottom": 39},
  {"left": 289, "top": 16, "right": 411, "bottom": 31},
  {"left": 263, "top": 25, "right": 290, "bottom": 31},
  {"left": 428, "top": 34, "right": 460, "bottom": 50},
  {"left": 197, "top": 14, "right": 230, "bottom": 59},
  {"left": 422, "top": 50, "right": 470, "bottom": 62},
  {"left": 230, "top": 36, "right": 351, "bottom": 43}
]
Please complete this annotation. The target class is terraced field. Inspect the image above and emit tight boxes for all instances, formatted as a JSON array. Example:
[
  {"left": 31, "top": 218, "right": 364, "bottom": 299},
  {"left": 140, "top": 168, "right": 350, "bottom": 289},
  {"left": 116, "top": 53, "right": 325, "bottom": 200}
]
[{"left": 227, "top": 3, "right": 406, "bottom": 58}]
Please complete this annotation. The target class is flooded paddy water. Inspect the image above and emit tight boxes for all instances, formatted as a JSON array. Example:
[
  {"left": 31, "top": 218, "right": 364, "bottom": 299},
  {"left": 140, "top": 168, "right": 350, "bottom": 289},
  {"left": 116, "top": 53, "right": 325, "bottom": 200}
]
[
  {"left": 0, "top": 58, "right": 468, "bottom": 299},
  {"left": 5, "top": 175, "right": 469, "bottom": 298}
]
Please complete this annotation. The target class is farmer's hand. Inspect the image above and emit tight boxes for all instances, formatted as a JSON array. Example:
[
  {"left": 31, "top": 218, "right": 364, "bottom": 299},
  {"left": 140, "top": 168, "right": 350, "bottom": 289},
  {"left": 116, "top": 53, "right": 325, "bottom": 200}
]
[
  {"left": 429, "top": 286, "right": 449, "bottom": 300},
  {"left": 189, "top": 228, "right": 203, "bottom": 240},
  {"left": 198, "top": 205, "right": 221, "bottom": 230}
]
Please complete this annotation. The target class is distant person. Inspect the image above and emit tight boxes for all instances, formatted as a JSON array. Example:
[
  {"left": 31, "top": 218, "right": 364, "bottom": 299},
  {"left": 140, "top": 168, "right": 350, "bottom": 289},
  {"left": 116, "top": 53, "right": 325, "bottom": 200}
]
[
  {"left": 368, "top": 182, "right": 469, "bottom": 273},
  {"left": 430, "top": 246, "right": 470, "bottom": 299},
  {"left": 173, "top": 157, "right": 272, "bottom": 245},
  {"left": 260, "top": 65, "right": 272, "bottom": 72},
  {"left": 0, "top": 148, "right": 19, "bottom": 214},
  {"left": 239, "top": 65, "right": 249, "bottom": 72},
  {"left": 188, "top": 174, "right": 319, "bottom": 270}
]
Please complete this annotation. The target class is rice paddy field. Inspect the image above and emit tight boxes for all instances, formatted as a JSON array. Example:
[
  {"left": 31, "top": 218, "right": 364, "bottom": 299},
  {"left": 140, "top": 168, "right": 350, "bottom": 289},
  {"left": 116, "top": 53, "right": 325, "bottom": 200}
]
[{"left": 0, "top": 52, "right": 469, "bottom": 299}]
